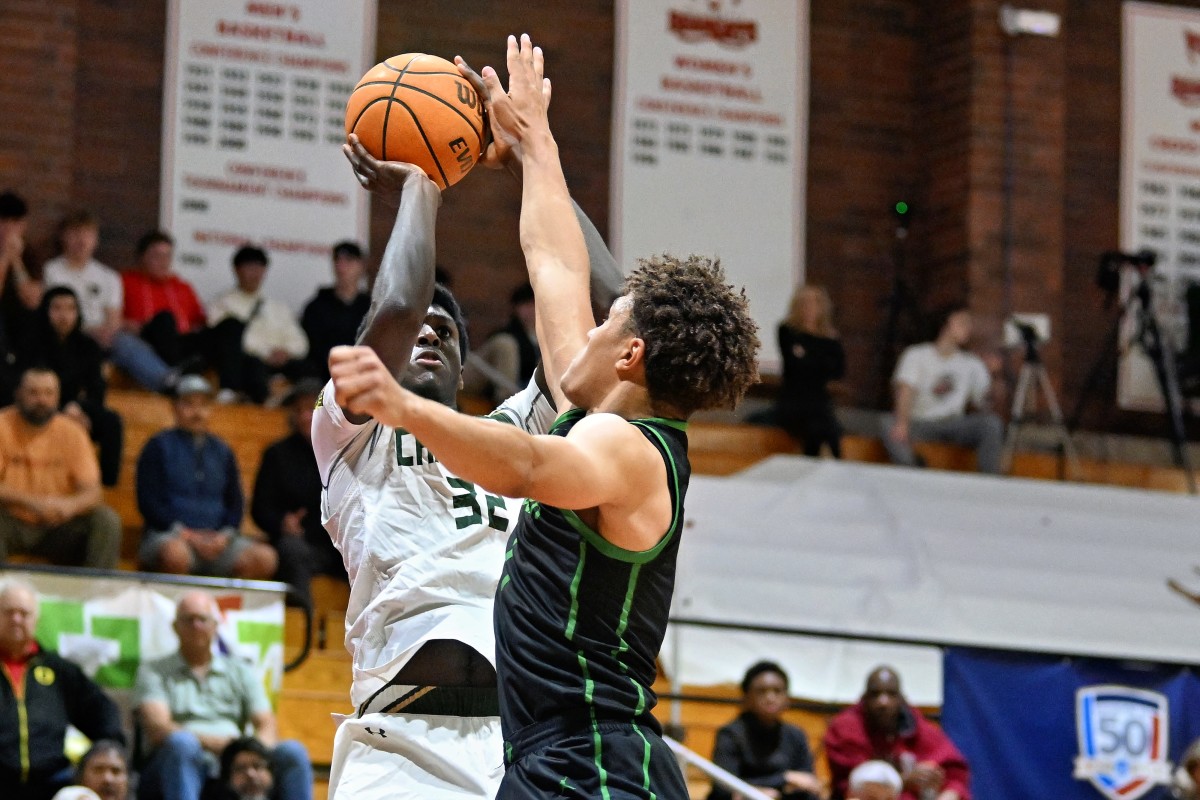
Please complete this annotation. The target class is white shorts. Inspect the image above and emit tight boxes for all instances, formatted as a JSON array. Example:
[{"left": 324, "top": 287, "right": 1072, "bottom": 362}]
[{"left": 328, "top": 712, "right": 504, "bottom": 800}]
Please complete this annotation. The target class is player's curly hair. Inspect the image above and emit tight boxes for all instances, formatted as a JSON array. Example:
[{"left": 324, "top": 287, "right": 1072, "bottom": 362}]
[{"left": 623, "top": 254, "right": 760, "bottom": 417}]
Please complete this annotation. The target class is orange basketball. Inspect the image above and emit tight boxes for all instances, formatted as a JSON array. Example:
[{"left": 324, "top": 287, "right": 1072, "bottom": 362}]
[{"left": 345, "top": 53, "right": 484, "bottom": 190}]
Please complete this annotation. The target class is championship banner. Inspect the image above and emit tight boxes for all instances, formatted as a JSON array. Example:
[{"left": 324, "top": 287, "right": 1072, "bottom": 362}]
[
  {"left": 3, "top": 569, "right": 286, "bottom": 712},
  {"left": 1119, "top": 2, "right": 1200, "bottom": 410},
  {"left": 941, "top": 648, "right": 1200, "bottom": 800},
  {"left": 161, "top": 0, "right": 376, "bottom": 312},
  {"left": 611, "top": 0, "right": 808, "bottom": 372}
]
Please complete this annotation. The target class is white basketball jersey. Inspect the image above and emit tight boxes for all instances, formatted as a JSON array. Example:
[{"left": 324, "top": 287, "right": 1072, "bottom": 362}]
[{"left": 312, "top": 379, "right": 556, "bottom": 708}]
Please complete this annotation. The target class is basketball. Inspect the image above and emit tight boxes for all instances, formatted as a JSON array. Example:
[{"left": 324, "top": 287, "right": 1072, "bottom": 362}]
[{"left": 345, "top": 53, "right": 485, "bottom": 190}]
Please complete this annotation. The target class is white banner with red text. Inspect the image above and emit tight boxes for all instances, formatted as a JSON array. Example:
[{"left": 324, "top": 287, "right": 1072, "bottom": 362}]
[
  {"left": 611, "top": 0, "right": 808, "bottom": 372},
  {"left": 160, "top": 0, "right": 376, "bottom": 312}
]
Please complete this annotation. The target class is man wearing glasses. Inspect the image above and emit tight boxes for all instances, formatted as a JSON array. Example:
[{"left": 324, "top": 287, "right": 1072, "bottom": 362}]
[{"left": 133, "top": 591, "right": 311, "bottom": 800}]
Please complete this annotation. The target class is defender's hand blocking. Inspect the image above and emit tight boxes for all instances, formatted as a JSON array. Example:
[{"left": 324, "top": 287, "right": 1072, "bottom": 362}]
[
  {"left": 330, "top": 345, "right": 411, "bottom": 427},
  {"left": 478, "top": 34, "right": 553, "bottom": 158},
  {"left": 343, "top": 134, "right": 439, "bottom": 202}
]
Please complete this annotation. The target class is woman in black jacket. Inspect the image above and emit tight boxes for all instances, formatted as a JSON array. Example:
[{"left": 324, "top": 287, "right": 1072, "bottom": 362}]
[
  {"left": 22, "top": 286, "right": 123, "bottom": 486},
  {"left": 775, "top": 285, "right": 846, "bottom": 458}
]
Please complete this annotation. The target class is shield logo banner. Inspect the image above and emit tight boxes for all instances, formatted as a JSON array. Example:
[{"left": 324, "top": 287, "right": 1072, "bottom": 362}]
[{"left": 1073, "top": 685, "right": 1172, "bottom": 800}]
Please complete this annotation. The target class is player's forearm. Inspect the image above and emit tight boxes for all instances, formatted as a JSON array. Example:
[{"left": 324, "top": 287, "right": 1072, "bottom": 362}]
[
  {"left": 519, "top": 137, "right": 593, "bottom": 400},
  {"left": 399, "top": 392, "right": 540, "bottom": 499},
  {"left": 359, "top": 172, "right": 440, "bottom": 359}
]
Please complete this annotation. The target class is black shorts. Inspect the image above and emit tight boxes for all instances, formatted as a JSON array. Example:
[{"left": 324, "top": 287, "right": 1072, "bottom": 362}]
[{"left": 500, "top": 717, "right": 689, "bottom": 799}]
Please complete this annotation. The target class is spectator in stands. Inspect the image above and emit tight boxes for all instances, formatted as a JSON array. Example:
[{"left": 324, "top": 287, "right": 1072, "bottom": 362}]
[
  {"left": 300, "top": 240, "right": 369, "bottom": 381},
  {"left": 23, "top": 287, "right": 124, "bottom": 486},
  {"left": 135, "top": 374, "right": 276, "bottom": 579},
  {"left": 122, "top": 231, "right": 208, "bottom": 375},
  {"left": 204, "top": 737, "right": 278, "bottom": 800},
  {"left": 463, "top": 281, "right": 539, "bottom": 404},
  {"left": 43, "top": 212, "right": 176, "bottom": 393},
  {"left": 0, "top": 578, "right": 126, "bottom": 800},
  {"left": 0, "top": 192, "right": 40, "bottom": 400},
  {"left": 846, "top": 761, "right": 902, "bottom": 800},
  {"left": 208, "top": 246, "right": 309, "bottom": 405},
  {"left": 0, "top": 367, "right": 122, "bottom": 567},
  {"left": 709, "top": 661, "right": 823, "bottom": 800},
  {"left": 824, "top": 666, "right": 970, "bottom": 800},
  {"left": 51, "top": 740, "right": 130, "bottom": 800},
  {"left": 251, "top": 378, "right": 341, "bottom": 606},
  {"left": 134, "top": 591, "right": 311, "bottom": 800},
  {"left": 881, "top": 305, "right": 1003, "bottom": 474},
  {"left": 774, "top": 284, "right": 845, "bottom": 457}
]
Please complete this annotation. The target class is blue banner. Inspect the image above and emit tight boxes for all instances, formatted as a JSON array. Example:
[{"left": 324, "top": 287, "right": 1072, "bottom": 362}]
[{"left": 941, "top": 648, "right": 1200, "bottom": 800}]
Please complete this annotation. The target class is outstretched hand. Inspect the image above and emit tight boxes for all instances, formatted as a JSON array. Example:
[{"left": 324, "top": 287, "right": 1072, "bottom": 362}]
[
  {"left": 330, "top": 345, "right": 411, "bottom": 427},
  {"left": 342, "top": 134, "right": 438, "bottom": 203},
  {"left": 474, "top": 34, "right": 553, "bottom": 162}
]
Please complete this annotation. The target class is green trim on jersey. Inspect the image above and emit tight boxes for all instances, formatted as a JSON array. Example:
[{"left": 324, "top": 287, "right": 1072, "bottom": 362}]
[
  {"left": 638, "top": 416, "right": 688, "bottom": 432},
  {"left": 551, "top": 407, "right": 587, "bottom": 433},
  {"left": 558, "top": 419, "right": 684, "bottom": 564}
]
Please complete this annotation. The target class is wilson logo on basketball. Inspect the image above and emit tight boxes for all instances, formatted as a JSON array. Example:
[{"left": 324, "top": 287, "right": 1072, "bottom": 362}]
[{"left": 667, "top": 10, "right": 757, "bottom": 47}]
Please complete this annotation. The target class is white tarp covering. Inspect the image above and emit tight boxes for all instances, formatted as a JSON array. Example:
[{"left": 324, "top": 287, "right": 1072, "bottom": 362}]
[{"left": 664, "top": 456, "right": 1200, "bottom": 705}]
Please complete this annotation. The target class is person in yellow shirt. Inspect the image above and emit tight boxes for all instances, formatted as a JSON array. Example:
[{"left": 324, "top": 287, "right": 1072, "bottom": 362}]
[{"left": 0, "top": 367, "right": 121, "bottom": 567}]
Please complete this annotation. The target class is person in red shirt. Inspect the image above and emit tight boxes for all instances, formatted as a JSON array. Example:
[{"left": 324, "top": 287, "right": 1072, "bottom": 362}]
[
  {"left": 824, "top": 666, "right": 970, "bottom": 800},
  {"left": 121, "top": 230, "right": 208, "bottom": 370}
]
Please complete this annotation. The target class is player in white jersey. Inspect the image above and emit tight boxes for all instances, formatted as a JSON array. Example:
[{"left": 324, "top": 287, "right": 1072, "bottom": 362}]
[{"left": 314, "top": 56, "right": 621, "bottom": 799}]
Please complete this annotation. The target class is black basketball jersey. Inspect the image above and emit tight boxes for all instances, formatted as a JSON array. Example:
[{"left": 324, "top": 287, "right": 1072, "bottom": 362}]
[{"left": 494, "top": 409, "right": 691, "bottom": 745}]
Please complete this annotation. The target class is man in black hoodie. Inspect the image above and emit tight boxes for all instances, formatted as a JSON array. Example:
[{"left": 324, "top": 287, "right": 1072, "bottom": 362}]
[{"left": 0, "top": 577, "right": 125, "bottom": 800}]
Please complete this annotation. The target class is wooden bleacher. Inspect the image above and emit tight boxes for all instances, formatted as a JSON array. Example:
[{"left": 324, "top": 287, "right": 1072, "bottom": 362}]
[{"left": 93, "top": 388, "right": 1191, "bottom": 798}]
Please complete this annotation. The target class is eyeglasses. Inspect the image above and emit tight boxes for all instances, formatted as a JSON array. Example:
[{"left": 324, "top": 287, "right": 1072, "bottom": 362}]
[{"left": 176, "top": 614, "right": 217, "bottom": 626}]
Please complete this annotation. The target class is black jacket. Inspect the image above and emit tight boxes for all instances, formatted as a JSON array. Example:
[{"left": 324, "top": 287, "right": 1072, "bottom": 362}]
[
  {"left": 1, "top": 645, "right": 125, "bottom": 800},
  {"left": 709, "top": 712, "right": 818, "bottom": 800}
]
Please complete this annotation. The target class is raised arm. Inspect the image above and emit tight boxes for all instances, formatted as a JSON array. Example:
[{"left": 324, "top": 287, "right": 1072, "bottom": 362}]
[
  {"left": 345, "top": 136, "right": 442, "bottom": 378},
  {"left": 474, "top": 36, "right": 595, "bottom": 411}
]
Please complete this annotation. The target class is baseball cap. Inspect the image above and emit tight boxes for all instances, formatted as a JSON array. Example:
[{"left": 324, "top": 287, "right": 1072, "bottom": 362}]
[{"left": 174, "top": 374, "right": 214, "bottom": 398}]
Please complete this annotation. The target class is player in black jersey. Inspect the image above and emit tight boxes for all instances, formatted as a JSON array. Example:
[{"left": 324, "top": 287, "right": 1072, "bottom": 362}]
[{"left": 329, "top": 34, "right": 761, "bottom": 798}]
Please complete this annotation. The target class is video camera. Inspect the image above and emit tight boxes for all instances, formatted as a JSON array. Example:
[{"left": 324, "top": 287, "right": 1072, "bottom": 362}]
[{"left": 1096, "top": 249, "right": 1158, "bottom": 295}]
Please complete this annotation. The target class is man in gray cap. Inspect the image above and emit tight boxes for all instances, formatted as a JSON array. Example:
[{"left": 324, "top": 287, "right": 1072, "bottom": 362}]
[{"left": 134, "top": 375, "right": 276, "bottom": 578}]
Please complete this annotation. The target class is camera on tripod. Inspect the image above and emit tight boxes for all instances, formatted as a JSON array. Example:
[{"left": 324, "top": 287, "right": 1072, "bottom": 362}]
[{"left": 1096, "top": 249, "right": 1158, "bottom": 296}]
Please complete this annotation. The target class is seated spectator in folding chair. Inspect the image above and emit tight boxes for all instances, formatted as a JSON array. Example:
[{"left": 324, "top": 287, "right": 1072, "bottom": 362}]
[
  {"left": 0, "top": 367, "right": 122, "bottom": 567},
  {"left": 134, "top": 374, "right": 276, "bottom": 579},
  {"left": 207, "top": 246, "right": 309, "bottom": 405},
  {"left": 134, "top": 591, "right": 311, "bottom": 800},
  {"left": 251, "top": 378, "right": 343, "bottom": 606},
  {"left": 709, "top": 661, "right": 823, "bottom": 800},
  {"left": 51, "top": 740, "right": 131, "bottom": 800},
  {"left": 0, "top": 578, "right": 126, "bottom": 800},
  {"left": 23, "top": 287, "right": 124, "bottom": 487}
]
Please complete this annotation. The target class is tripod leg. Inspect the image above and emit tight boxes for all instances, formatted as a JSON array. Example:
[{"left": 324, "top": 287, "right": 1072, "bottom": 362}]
[
  {"left": 1067, "top": 314, "right": 1124, "bottom": 432},
  {"left": 1146, "top": 324, "right": 1198, "bottom": 493},
  {"left": 1036, "top": 365, "right": 1082, "bottom": 477},
  {"left": 1003, "top": 365, "right": 1033, "bottom": 471}
]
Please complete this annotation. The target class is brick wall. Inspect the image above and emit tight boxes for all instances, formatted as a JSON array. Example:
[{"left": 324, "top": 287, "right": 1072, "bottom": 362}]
[{"left": 0, "top": 0, "right": 1197, "bottom": 434}]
